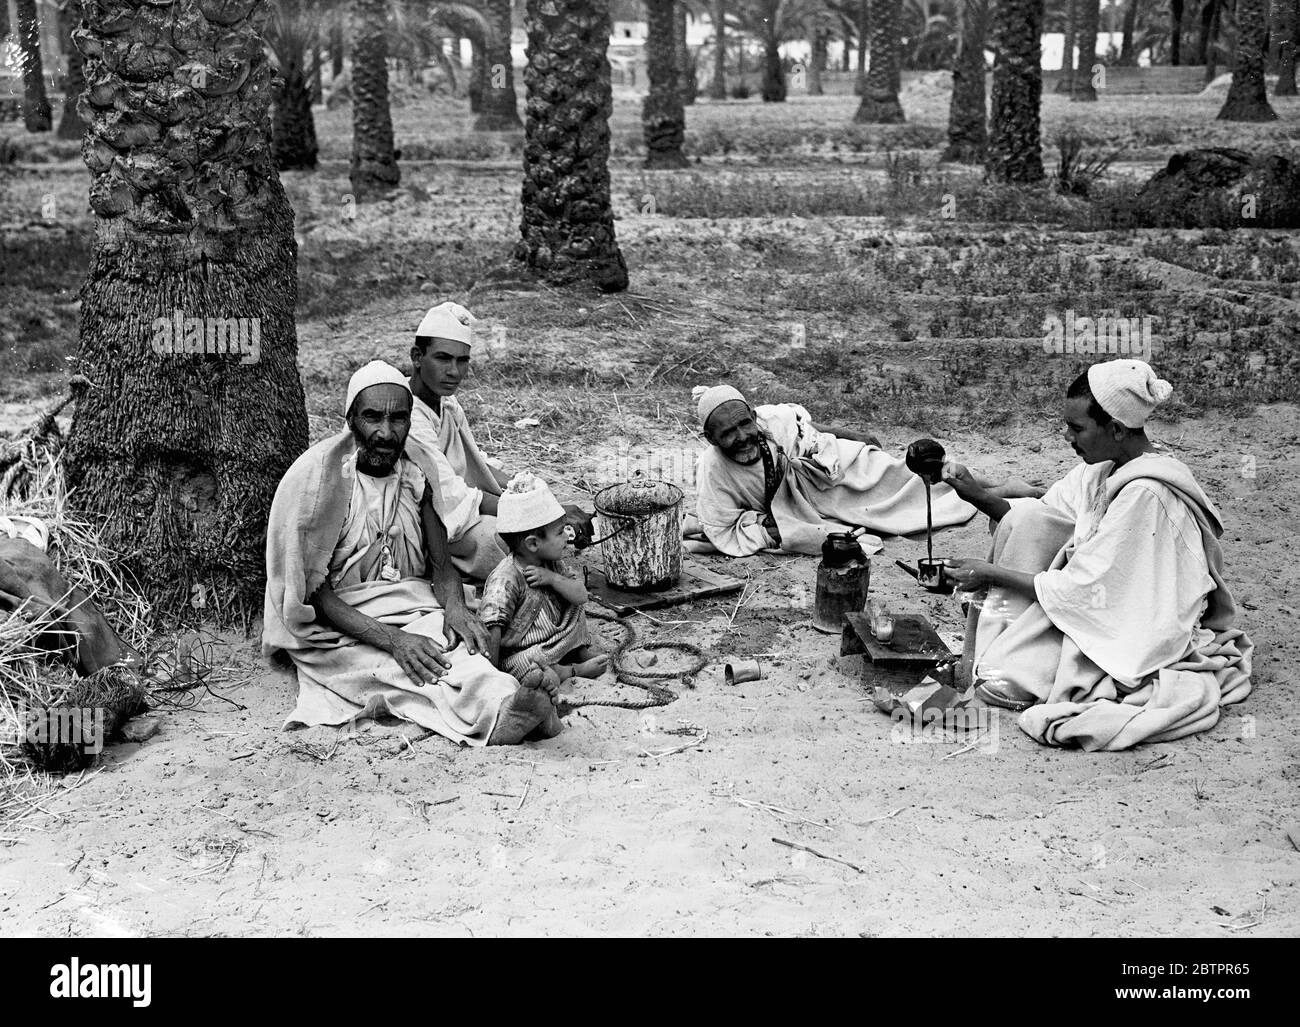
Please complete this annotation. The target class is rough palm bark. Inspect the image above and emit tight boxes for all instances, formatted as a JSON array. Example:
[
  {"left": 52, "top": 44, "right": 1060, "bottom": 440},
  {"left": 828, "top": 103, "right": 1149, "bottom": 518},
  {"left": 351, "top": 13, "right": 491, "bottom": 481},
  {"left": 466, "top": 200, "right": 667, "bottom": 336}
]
[
  {"left": 1073, "top": 0, "right": 1100, "bottom": 100},
  {"left": 1171, "top": 0, "right": 1183, "bottom": 63},
  {"left": 643, "top": 0, "right": 687, "bottom": 167},
  {"left": 69, "top": 0, "right": 308, "bottom": 622},
  {"left": 943, "top": 0, "right": 988, "bottom": 163},
  {"left": 330, "top": 16, "right": 344, "bottom": 79},
  {"left": 1055, "top": 0, "right": 1076, "bottom": 93},
  {"left": 1219, "top": 0, "right": 1278, "bottom": 119},
  {"left": 16, "top": 0, "right": 52, "bottom": 131},
  {"left": 513, "top": 0, "right": 627, "bottom": 292},
  {"left": 709, "top": 0, "right": 727, "bottom": 98},
  {"left": 675, "top": 2, "right": 696, "bottom": 104},
  {"left": 854, "top": 0, "right": 904, "bottom": 122},
  {"left": 986, "top": 0, "right": 1044, "bottom": 182},
  {"left": 350, "top": 0, "right": 399, "bottom": 196},
  {"left": 1275, "top": 0, "right": 1298, "bottom": 95},
  {"left": 56, "top": 0, "right": 87, "bottom": 140},
  {"left": 476, "top": 0, "right": 520, "bottom": 129}
]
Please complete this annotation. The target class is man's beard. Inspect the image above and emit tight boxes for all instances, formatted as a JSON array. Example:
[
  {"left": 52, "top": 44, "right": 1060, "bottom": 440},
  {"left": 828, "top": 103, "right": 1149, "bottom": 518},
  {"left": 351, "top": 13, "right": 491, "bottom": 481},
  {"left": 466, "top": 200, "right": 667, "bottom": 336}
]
[
  {"left": 354, "top": 431, "right": 404, "bottom": 473},
  {"left": 723, "top": 434, "right": 764, "bottom": 466}
]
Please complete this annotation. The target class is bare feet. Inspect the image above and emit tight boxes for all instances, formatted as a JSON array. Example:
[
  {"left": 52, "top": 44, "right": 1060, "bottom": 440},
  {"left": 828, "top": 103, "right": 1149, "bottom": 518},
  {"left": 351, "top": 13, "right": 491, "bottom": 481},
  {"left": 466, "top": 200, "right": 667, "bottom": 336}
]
[{"left": 572, "top": 654, "right": 609, "bottom": 678}]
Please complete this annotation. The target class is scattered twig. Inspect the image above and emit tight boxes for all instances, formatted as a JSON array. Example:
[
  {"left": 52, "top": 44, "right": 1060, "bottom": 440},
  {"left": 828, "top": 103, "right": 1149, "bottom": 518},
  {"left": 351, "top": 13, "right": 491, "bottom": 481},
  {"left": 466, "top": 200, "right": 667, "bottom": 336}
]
[
  {"left": 1220, "top": 921, "right": 1261, "bottom": 932},
  {"left": 941, "top": 738, "right": 984, "bottom": 761},
  {"left": 482, "top": 791, "right": 520, "bottom": 800},
  {"left": 639, "top": 727, "right": 709, "bottom": 759},
  {"left": 771, "top": 837, "right": 864, "bottom": 874},
  {"left": 859, "top": 807, "right": 904, "bottom": 826},
  {"left": 726, "top": 794, "right": 828, "bottom": 829},
  {"left": 516, "top": 763, "right": 536, "bottom": 811},
  {"left": 230, "top": 751, "right": 255, "bottom": 761}
]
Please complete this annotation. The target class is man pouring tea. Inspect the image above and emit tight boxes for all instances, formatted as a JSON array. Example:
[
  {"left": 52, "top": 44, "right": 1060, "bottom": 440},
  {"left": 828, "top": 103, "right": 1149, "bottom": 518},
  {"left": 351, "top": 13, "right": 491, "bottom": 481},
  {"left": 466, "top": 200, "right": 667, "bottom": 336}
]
[{"left": 940, "top": 359, "right": 1253, "bottom": 751}]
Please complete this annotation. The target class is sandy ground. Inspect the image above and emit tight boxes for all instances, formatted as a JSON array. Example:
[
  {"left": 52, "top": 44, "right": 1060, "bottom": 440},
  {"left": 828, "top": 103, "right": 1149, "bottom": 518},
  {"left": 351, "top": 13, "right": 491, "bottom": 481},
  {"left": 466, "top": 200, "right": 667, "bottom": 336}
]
[{"left": 1, "top": 403, "right": 1297, "bottom": 938}]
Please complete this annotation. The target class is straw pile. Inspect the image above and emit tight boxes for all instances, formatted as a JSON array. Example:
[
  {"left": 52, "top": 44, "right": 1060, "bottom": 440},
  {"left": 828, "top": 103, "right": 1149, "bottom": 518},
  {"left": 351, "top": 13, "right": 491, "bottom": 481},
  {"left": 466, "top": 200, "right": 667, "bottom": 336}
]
[{"left": 1, "top": 397, "right": 156, "bottom": 802}]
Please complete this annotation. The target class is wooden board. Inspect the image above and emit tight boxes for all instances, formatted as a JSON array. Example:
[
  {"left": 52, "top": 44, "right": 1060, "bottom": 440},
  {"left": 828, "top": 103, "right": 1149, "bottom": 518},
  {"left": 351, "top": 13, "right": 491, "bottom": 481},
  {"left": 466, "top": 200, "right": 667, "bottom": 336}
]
[
  {"left": 841, "top": 611, "right": 951, "bottom": 667},
  {"left": 583, "top": 559, "right": 745, "bottom": 615}
]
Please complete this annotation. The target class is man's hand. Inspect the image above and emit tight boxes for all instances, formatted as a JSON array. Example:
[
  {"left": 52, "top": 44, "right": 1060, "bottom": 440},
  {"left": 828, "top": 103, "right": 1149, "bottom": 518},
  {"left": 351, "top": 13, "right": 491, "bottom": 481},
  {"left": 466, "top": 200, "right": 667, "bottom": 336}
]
[
  {"left": 521, "top": 565, "right": 554, "bottom": 589},
  {"left": 760, "top": 511, "right": 781, "bottom": 546},
  {"left": 944, "top": 558, "right": 995, "bottom": 590},
  {"left": 940, "top": 460, "right": 982, "bottom": 499},
  {"left": 443, "top": 604, "right": 489, "bottom": 657},
  {"left": 386, "top": 630, "right": 452, "bottom": 687}
]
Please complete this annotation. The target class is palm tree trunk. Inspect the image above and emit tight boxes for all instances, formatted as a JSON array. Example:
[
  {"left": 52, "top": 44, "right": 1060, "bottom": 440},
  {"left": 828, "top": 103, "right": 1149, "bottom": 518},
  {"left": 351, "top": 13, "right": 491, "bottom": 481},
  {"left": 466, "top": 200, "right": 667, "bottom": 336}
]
[
  {"left": 1275, "top": 0, "right": 1298, "bottom": 94},
  {"left": 330, "top": 17, "right": 344, "bottom": 80},
  {"left": 56, "top": 0, "right": 87, "bottom": 140},
  {"left": 16, "top": 0, "right": 52, "bottom": 131},
  {"left": 986, "top": 0, "right": 1044, "bottom": 182},
  {"left": 709, "top": 0, "right": 727, "bottom": 98},
  {"left": 854, "top": 0, "right": 904, "bottom": 121},
  {"left": 1073, "top": 0, "right": 1100, "bottom": 100},
  {"left": 855, "top": 0, "right": 868, "bottom": 93},
  {"left": 350, "top": 0, "right": 399, "bottom": 195},
  {"left": 0, "top": 1, "right": 8, "bottom": 39},
  {"left": 310, "top": 45, "right": 323, "bottom": 103},
  {"left": 514, "top": 0, "right": 627, "bottom": 292},
  {"left": 69, "top": 0, "right": 308, "bottom": 622},
  {"left": 1198, "top": 0, "right": 1217, "bottom": 63},
  {"left": 675, "top": 2, "right": 696, "bottom": 104},
  {"left": 1056, "top": 0, "right": 1077, "bottom": 92},
  {"left": 707, "top": 0, "right": 728, "bottom": 99},
  {"left": 1219, "top": 0, "right": 1278, "bottom": 117},
  {"left": 809, "top": 28, "right": 827, "bottom": 95},
  {"left": 1119, "top": 0, "right": 1141, "bottom": 64},
  {"left": 761, "top": 29, "right": 786, "bottom": 100},
  {"left": 1171, "top": 0, "right": 1183, "bottom": 63},
  {"left": 477, "top": 0, "right": 520, "bottom": 129},
  {"left": 273, "top": 34, "right": 319, "bottom": 169},
  {"left": 943, "top": 0, "right": 988, "bottom": 162},
  {"left": 644, "top": 0, "right": 687, "bottom": 167},
  {"left": 469, "top": 36, "right": 486, "bottom": 111}
]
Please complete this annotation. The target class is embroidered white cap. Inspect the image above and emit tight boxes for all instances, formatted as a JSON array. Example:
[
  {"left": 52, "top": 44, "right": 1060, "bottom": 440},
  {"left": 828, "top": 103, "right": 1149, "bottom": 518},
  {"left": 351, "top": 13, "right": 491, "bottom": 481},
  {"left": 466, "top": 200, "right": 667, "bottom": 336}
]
[
  {"left": 497, "top": 472, "right": 566, "bottom": 534},
  {"left": 1086, "top": 359, "right": 1174, "bottom": 429},
  {"left": 416, "top": 301, "right": 477, "bottom": 346},
  {"left": 345, "top": 359, "right": 411, "bottom": 417}
]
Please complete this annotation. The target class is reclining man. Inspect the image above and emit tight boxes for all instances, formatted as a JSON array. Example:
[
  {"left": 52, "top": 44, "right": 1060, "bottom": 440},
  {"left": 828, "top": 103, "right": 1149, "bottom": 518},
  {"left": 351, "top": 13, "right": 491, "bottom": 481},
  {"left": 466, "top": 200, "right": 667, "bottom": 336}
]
[
  {"left": 943, "top": 359, "right": 1253, "bottom": 751},
  {"left": 263, "top": 361, "right": 562, "bottom": 746},
  {"left": 687, "top": 384, "right": 1037, "bottom": 557}
]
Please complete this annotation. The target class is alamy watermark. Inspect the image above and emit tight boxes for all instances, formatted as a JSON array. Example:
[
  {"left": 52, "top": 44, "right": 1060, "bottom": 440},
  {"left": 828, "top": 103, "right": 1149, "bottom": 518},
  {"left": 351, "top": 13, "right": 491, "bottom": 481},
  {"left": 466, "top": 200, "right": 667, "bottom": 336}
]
[
  {"left": 151, "top": 309, "right": 261, "bottom": 364},
  {"left": 8, "top": 703, "right": 105, "bottom": 757},
  {"left": 1042, "top": 310, "right": 1157, "bottom": 360}
]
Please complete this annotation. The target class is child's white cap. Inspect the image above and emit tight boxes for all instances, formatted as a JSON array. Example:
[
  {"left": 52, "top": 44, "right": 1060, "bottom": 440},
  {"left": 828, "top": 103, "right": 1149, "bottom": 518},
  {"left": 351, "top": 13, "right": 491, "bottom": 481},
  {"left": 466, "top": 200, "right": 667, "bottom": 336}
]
[{"left": 497, "top": 472, "right": 566, "bottom": 534}]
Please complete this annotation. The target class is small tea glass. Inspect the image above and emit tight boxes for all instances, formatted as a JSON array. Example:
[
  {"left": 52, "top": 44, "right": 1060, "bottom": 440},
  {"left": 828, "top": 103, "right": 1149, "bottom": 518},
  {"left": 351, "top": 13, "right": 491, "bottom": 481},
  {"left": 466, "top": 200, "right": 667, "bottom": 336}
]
[{"left": 873, "top": 615, "right": 896, "bottom": 644}]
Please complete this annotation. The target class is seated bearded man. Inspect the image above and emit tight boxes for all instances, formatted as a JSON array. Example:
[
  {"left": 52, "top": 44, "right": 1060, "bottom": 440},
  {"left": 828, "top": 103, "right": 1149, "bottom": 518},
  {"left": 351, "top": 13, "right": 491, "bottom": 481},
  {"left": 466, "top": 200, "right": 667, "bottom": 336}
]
[
  {"left": 406, "top": 302, "right": 512, "bottom": 581},
  {"left": 262, "top": 361, "right": 561, "bottom": 746},
  {"left": 687, "top": 384, "right": 1026, "bottom": 557},
  {"left": 943, "top": 359, "right": 1253, "bottom": 752}
]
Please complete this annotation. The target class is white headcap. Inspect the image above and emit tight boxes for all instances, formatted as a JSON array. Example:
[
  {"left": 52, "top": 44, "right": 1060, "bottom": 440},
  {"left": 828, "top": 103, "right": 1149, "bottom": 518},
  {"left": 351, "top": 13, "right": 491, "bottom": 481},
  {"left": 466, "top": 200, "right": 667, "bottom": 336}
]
[
  {"left": 416, "top": 301, "right": 477, "bottom": 346},
  {"left": 1086, "top": 359, "right": 1174, "bottom": 429},
  {"left": 345, "top": 359, "right": 412, "bottom": 418},
  {"left": 692, "top": 384, "right": 747, "bottom": 429},
  {"left": 497, "top": 472, "right": 566, "bottom": 534}
]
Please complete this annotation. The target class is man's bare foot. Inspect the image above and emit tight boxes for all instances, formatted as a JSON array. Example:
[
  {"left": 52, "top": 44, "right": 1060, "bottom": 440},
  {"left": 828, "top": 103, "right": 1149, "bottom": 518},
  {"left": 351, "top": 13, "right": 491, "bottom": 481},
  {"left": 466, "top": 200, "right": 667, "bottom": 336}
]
[{"left": 572, "top": 653, "right": 608, "bottom": 679}]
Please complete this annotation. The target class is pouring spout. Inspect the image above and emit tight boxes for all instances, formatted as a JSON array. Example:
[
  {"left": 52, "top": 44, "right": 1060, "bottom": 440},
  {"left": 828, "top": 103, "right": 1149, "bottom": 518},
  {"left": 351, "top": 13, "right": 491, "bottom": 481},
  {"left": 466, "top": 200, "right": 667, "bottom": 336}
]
[{"left": 894, "top": 559, "right": 920, "bottom": 580}]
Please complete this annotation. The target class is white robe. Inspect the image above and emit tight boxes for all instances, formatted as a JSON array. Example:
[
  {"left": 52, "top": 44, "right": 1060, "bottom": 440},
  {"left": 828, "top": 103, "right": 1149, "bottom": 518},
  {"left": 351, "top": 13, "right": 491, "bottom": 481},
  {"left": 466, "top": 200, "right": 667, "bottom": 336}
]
[
  {"left": 965, "top": 453, "right": 1253, "bottom": 751},
  {"left": 693, "top": 403, "right": 976, "bottom": 557}
]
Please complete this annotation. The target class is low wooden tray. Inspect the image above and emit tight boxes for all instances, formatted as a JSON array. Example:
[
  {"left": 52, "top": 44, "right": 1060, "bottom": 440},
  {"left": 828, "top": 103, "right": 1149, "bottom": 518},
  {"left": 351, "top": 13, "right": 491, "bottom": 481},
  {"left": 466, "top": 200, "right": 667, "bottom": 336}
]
[
  {"left": 840, "top": 611, "right": 952, "bottom": 668},
  {"left": 583, "top": 559, "right": 745, "bottom": 615}
]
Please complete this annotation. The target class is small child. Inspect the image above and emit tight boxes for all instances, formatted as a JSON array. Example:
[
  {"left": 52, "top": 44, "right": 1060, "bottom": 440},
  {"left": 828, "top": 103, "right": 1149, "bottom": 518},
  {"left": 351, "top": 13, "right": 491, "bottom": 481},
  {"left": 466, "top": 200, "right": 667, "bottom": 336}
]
[{"left": 480, "top": 473, "right": 608, "bottom": 691}]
